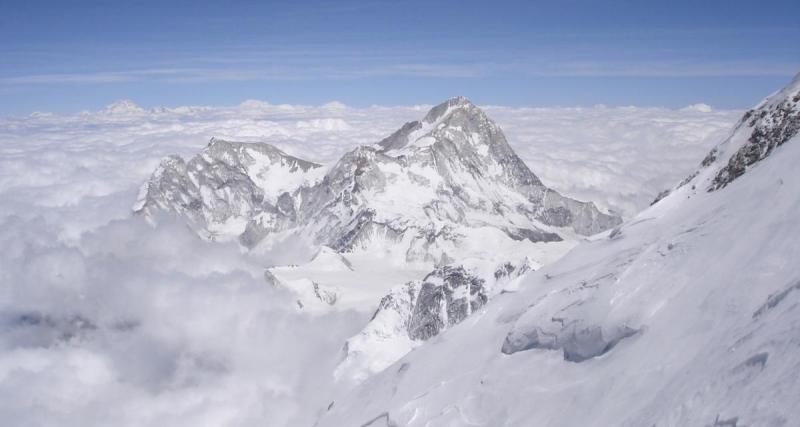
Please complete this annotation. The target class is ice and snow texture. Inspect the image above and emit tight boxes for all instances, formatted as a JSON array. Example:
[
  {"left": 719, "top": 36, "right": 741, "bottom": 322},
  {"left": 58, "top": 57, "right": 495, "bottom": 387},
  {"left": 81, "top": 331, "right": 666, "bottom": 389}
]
[
  {"left": 317, "top": 78, "right": 800, "bottom": 426},
  {"left": 0, "top": 99, "right": 739, "bottom": 425},
  {"left": 320, "top": 137, "right": 800, "bottom": 425}
]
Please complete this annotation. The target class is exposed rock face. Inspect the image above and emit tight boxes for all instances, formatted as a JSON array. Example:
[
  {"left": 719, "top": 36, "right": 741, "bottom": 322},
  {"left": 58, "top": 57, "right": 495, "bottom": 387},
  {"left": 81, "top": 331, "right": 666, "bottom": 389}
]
[
  {"left": 335, "top": 258, "right": 535, "bottom": 383},
  {"left": 370, "top": 96, "right": 620, "bottom": 237},
  {"left": 312, "top": 282, "right": 338, "bottom": 306},
  {"left": 710, "top": 93, "right": 799, "bottom": 190},
  {"left": 407, "top": 266, "right": 488, "bottom": 340},
  {"left": 134, "top": 138, "right": 322, "bottom": 242},
  {"left": 136, "top": 97, "right": 621, "bottom": 261},
  {"left": 653, "top": 72, "right": 800, "bottom": 203}
]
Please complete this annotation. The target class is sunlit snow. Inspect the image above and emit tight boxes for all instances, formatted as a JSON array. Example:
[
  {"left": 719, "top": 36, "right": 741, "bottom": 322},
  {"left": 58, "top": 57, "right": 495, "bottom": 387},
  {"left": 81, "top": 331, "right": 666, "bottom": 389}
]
[{"left": 0, "top": 98, "right": 752, "bottom": 426}]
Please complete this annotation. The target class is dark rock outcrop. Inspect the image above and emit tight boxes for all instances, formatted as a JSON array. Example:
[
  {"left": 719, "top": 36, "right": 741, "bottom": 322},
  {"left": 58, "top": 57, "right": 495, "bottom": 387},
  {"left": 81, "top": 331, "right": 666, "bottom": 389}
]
[
  {"left": 710, "top": 96, "right": 799, "bottom": 190},
  {"left": 407, "top": 266, "right": 488, "bottom": 340}
]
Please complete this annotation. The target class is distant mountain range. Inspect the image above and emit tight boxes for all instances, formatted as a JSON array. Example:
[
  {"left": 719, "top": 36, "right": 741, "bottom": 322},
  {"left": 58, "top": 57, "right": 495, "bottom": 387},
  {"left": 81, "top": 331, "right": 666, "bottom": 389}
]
[{"left": 135, "top": 96, "right": 621, "bottom": 265}]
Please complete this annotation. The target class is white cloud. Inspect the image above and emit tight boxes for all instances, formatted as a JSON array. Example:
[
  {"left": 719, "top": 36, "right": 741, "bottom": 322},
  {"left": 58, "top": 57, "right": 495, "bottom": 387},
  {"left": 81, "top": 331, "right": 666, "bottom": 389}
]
[
  {"left": 0, "top": 99, "right": 740, "bottom": 425},
  {"left": 0, "top": 214, "right": 366, "bottom": 426},
  {"left": 0, "top": 62, "right": 489, "bottom": 85},
  {"left": 483, "top": 105, "right": 740, "bottom": 215},
  {"left": 0, "top": 99, "right": 739, "bottom": 222},
  {"left": 2, "top": 57, "right": 795, "bottom": 86},
  {"left": 681, "top": 103, "right": 713, "bottom": 113}
]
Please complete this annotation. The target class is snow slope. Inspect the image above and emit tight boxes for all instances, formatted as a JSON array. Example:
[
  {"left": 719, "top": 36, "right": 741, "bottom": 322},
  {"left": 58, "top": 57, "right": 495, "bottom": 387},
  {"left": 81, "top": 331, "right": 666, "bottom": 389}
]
[{"left": 316, "top": 76, "right": 800, "bottom": 427}]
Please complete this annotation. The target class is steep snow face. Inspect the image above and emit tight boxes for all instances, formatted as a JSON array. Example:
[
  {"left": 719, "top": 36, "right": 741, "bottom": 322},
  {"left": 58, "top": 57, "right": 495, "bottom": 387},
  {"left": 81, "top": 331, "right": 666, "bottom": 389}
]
[
  {"left": 137, "top": 97, "right": 621, "bottom": 263},
  {"left": 296, "top": 96, "right": 622, "bottom": 264},
  {"left": 134, "top": 138, "right": 323, "bottom": 242},
  {"left": 316, "top": 79, "right": 800, "bottom": 426}
]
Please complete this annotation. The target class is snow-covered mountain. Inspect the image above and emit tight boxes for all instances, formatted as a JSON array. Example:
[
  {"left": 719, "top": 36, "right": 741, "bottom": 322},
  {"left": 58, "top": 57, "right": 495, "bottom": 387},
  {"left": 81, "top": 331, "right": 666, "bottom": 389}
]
[
  {"left": 134, "top": 138, "right": 324, "bottom": 241},
  {"left": 136, "top": 97, "right": 621, "bottom": 265},
  {"left": 315, "top": 76, "right": 800, "bottom": 426},
  {"left": 133, "top": 97, "right": 627, "bottom": 387}
]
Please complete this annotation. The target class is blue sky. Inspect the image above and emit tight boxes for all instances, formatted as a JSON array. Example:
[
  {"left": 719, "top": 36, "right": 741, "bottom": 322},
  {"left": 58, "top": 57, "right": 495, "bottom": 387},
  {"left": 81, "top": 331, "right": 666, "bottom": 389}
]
[{"left": 1, "top": 0, "right": 798, "bottom": 114}]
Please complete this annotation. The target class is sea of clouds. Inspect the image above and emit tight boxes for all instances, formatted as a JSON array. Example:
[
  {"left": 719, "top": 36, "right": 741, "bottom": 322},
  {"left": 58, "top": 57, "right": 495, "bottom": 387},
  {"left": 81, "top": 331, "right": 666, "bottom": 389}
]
[{"left": 0, "top": 99, "right": 740, "bottom": 425}]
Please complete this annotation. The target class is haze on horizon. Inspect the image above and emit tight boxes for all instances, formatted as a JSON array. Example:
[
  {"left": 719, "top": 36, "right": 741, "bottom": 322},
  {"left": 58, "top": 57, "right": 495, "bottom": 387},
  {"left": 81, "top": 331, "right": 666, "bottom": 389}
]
[{"left": 1, "top": 0, "right": 799, "bottom": 115}]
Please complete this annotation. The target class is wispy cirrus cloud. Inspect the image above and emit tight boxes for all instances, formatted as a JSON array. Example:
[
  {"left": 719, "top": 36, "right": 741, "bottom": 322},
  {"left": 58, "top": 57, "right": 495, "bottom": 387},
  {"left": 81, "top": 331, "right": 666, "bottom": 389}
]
[
  {"left": 0, "top": 63, "right": 489, "bottom": 85},
  {"left": 2, "top": 58, "right": 797, "bottom": 87},
  {"left": 526, "top": 59, "right": 800, "bottom": 78}
]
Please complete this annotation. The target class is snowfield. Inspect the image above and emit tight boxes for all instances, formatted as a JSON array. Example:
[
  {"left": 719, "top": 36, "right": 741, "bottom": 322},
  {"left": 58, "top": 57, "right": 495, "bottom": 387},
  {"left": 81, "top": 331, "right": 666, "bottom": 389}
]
[{"left": 5, "top": 88, "right": 794, "bottom": 427}]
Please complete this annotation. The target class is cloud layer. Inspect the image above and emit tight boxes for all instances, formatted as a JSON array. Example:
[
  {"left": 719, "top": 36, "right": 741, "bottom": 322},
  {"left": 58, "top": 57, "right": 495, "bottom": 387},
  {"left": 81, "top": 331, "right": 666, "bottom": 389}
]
[
  {"left": 0, "top": 214, "right": 366, "bottom": 426},
  {"left": 0, "top": 99, "right": 739, "bottom": 425},
  {"left": 0, "top": 99, "right": 738, "bottom": 227}
]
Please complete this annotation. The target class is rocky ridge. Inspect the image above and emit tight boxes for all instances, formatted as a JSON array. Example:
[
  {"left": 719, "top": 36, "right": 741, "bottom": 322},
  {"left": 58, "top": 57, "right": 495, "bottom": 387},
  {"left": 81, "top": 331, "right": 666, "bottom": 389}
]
[
  {"left": 334, "top": 257, "right": 536, "bottom": 384},
  {"left": 134, "top": 138, "right": 323, "bottom": 241},
  {"left": 136, "top": 97, "right": 621, "bottom": 263},
  {"left": 653, "top": 72, "right": 800, "bottom": 204}
]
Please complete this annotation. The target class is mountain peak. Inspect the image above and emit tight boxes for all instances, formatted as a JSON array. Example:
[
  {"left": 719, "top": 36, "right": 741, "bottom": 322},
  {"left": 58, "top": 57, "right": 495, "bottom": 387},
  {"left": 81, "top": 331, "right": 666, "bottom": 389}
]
[
  {"left": 422, "top": 96, "right": 479, "bottom": 123},
  {"left": 140, "top": 97, "right": 620, "bottom": 257},
  {"left": 203, "top": 138, "right": 321, "bottom": 173},
  {"left": 446, "top": 95, "right": 473, "bottom": 107},
  {"left": 377, "top": 96, "right": 490, "bottom": 153},
  {"left": 101, "top": 99, "right": 144, "bottom": 115}
]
